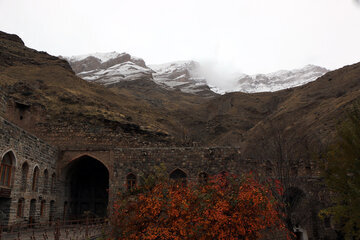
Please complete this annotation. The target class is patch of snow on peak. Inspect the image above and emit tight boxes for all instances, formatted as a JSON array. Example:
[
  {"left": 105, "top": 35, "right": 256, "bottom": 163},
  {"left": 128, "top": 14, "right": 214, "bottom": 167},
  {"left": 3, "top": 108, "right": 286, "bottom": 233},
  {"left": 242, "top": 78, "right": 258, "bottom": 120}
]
[
  {"left": 149, "top": 61, "right": 215, "bottom": 96},
  {"left": 78, "top": 61, "right": 153, "bottom": 85},
  {"left": 233, "top": 65, "right": 328, "bottom": 93},
  {"left": 67, "top": 51, "right": 126, "bottom": 63}
]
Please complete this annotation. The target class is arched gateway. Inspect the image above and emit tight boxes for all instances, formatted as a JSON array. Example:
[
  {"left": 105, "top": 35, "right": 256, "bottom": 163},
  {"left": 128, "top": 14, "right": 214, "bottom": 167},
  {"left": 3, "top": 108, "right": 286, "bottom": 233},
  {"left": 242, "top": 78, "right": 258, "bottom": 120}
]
[{"left": 63, "top": 155, "right": 109, "bottom": 219}]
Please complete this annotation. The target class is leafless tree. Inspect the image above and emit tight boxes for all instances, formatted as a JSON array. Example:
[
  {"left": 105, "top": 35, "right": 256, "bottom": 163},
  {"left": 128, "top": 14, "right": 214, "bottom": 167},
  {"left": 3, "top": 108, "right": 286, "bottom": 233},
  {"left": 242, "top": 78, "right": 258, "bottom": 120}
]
[{"left": 253, "top": 120, "right": 323, "bottom": 237}]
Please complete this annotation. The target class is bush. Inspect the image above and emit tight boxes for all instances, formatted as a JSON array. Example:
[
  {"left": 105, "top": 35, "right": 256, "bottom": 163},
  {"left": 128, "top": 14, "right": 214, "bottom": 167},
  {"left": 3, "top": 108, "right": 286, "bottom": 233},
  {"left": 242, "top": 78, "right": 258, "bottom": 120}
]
[{"left": 110, "top": 172, "right": 289, "bottom": 240}]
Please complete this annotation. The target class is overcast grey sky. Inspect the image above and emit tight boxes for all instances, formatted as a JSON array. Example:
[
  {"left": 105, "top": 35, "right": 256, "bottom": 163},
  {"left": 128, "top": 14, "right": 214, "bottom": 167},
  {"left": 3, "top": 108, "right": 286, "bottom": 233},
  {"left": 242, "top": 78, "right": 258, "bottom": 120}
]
[{"left": 0, "top": 0, "right": 359, "bottom": 74}]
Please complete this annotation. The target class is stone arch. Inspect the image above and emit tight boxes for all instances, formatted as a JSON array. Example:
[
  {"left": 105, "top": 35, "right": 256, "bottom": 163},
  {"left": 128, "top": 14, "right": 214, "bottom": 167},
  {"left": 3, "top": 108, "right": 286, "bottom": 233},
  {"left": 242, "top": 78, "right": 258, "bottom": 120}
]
[
  {"left": 284, "top": 187, "right": 306, "bottom": 212},
  {"left": 169, "top": 168, "right": 187, "bottom": 184},
  {"left": 20, "top": 162, "right": 29, "bottom": 192},
  {"left": 49, "top": 200, "right": 56, "bottom": 222},
  {"left": 1, "top": 149, "right": 17, "bottom": 167},
  {"left": 283, "top": 187, "right": 308, "bottom": 236},
  {"left": 50, "top": 172, "right": 56, "bottom": 194},
  {"left": 198, "top": 172, "right": 208, "bottom": 184},
  {"left": 219, "top": 170, "right": 229, "bottom": 177},
  {"left": 66, "top": 153, "right": 111, "bottom": 174},
  {"left": 32, "top": 166, "right": 40, "bottom": 192},
  {"left": 0, "top": 151, "right": 16, "bottom": 226},
  {"left": 40, "top": 199, "right": 46, "bottom": 217},
  {"left": 126, "top": 173, "right": 137, "bottom": 191},
  {"left": 62, "top": 155, "right": 109, "bottom": 219},
  {"left": 43, "top": 169, "right": 49, "bottom": 194},
  {"left": 63, "top": 201, "right": 68, "bottom": 220},
  {"left": 220, "top": 170, "right": 227, "bottom": 174},
  {"left": 0, "top": 150, "right": 16, "bottom": 187},
  {"left": 29, "top": 199, "right": 36, "bottom": 224},
  {"left": 17, "top": 198, "right": 25, "bottom": 217}
]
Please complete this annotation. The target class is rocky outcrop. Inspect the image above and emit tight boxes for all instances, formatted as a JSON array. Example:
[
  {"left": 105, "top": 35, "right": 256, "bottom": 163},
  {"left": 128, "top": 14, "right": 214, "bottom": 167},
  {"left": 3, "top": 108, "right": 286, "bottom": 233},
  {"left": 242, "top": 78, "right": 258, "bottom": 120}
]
[
  {"left": 234, "top": 65, "right": 329, "bottom": 93},
  {"left": 150, "top": 61, "right": 216, "bottom": 97},
  {"left": 64, "top": 52, "right": 155, "bottom": 85}
]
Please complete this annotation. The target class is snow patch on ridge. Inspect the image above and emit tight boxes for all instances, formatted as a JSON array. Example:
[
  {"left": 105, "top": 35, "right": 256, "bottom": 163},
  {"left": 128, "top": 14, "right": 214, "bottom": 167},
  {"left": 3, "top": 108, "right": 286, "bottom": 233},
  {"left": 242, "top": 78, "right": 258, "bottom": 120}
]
[
  {"left": 66, "top": 51, "right": 126, "bottom": 63},
  {"left": 65, "top": 52, "right": 328, "bottom": 96},
  {"left": 78, "top": 61, "right": 153, "bottom": 85},
  {"left": 234, "top": 64, "right": 328, "bottom": 93}
]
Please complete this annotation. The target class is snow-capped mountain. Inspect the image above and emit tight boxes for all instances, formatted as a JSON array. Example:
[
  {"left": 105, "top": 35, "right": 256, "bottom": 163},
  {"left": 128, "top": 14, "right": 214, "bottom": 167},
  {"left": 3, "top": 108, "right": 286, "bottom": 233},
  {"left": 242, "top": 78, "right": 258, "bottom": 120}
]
[
  {"left": 64, "top": 52, "right": 216, "bottom": 96},
  {"left": 64, "top": 51, "right": 328, "bottom": 96},
  {"left": 77, "top": 61, "right": 153, "bottom": 85},
  {"left": 66, "top": 51, "right": 125, "bottom": 63},
  {"left": 150, "top": 62, "right": 328, "bottom": 94},
  {"left": 62, "top": 52, "right": 154, "bottom": 86},
  {"left": 234, "top": 65, "right": 329, "bottom": 93},
  {"left": 149, "top": 61, "right": 215, "bottom": 96}
]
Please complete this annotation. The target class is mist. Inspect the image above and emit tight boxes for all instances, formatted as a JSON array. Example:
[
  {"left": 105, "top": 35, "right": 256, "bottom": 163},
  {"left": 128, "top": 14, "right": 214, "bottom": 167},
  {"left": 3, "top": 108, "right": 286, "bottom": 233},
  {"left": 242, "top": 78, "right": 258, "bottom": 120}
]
[
  {"left": 197, "top": 61, "right": 244, "bottom": 91},
  {"left": 1, "top": 0, "right": 360, "bottom": 90}
]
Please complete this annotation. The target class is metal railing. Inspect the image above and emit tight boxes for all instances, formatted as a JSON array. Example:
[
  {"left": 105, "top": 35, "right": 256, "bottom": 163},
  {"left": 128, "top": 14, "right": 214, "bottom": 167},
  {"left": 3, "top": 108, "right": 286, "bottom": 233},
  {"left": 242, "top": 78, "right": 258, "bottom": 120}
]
[{"left": 0, "top": 218, "right": 109, "bottom": 240}]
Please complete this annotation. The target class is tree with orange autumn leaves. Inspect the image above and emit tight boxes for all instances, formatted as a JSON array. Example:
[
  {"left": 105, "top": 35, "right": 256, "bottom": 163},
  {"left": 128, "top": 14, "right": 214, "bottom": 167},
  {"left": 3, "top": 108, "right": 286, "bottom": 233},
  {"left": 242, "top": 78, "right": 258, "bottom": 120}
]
[{"left": 110, "top": 171, "right": 290, "bottom": 240}]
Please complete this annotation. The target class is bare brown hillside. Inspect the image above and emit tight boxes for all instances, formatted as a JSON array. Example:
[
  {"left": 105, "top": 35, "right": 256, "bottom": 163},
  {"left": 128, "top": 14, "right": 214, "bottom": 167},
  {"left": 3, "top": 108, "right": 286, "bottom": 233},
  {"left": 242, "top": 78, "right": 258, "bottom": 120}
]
[
  {"left": 1, "top": 31, "right": 359, "bottom": 152},
  {"left": 0, "top": 31, "right": 206, "bottom": 146}
]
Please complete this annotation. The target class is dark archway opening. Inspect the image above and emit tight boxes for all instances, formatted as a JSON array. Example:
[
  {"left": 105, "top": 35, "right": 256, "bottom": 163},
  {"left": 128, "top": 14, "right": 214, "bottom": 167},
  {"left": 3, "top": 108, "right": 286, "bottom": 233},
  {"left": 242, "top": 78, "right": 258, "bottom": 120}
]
[
  {"left": 170, "top": 169, "right": 187, "bottom": 185},
  {"left": 65, "top": 156, "right": 109, "bottom": 219},
  {"left": 198, "top": 172, "right": 208, "bottom": 184}
]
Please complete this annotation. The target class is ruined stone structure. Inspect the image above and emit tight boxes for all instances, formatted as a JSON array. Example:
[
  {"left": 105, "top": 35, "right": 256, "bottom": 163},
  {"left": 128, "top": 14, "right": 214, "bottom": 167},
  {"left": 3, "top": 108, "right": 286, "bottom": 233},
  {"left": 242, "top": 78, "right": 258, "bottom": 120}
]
[{"left": 0, "top": 94, "right": 336, "bottom": 240}]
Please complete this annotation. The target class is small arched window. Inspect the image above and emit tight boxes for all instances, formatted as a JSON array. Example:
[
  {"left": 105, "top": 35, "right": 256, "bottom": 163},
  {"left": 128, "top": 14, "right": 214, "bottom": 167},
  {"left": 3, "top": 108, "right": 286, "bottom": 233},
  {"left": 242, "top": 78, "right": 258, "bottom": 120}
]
[
  {"left": 32, "top": 166, "right": 40, "bottom": 192},
  {"left": 1, "top": 152, "right": 15, "bottom": 187},
  {"left": 50, "top": 173, "right": 56, "bottom": 194},
  {"left": 63, "top": 201, "right": 68, "bottom": 220},
  {"left": 40, "top": 200, "right": 46, "bottom": 217},
  {"left": 170, "top": 169, "right": 187, "bottom": 185},
  {"left": 43, "top": 169, "right": 49, "bottom": 194},
  {"left": 17, "top": 198, "right": 25, "bottom": 217},
  {"left": 220, "top": 171, "right": 227, "bottom": 177},
  {"left": 126, "top": 173, "right": 136, "bottom": 191},
  {"left": 21, "top": 162, "right": 29, "bottom": 191},
  {"left": 198, "top": 172, "right": 208, "bottom": 184},
  {"left": 29, "top": 199, "right": 36, "bottom": 225},
  {"left": 49, "top": 200, "right": 55, "bottom": 222}
]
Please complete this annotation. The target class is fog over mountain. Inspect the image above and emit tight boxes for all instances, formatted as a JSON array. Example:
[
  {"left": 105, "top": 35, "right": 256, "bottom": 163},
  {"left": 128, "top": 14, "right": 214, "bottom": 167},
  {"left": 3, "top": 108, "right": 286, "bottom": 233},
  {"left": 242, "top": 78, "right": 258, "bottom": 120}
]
[
  {"left": 1, "top": 0, "right": 359, "bottom": 85},
  {"left": 64, "top": 52, "right": 328, "bottom": 96}
]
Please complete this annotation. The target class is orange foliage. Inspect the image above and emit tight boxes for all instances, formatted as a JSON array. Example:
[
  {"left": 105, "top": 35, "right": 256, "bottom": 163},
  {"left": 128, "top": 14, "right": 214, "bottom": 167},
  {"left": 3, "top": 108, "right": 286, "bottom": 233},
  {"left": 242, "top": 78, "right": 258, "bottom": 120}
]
[{"left": 111, "top": 173, "right": 289, "bottom": 240}]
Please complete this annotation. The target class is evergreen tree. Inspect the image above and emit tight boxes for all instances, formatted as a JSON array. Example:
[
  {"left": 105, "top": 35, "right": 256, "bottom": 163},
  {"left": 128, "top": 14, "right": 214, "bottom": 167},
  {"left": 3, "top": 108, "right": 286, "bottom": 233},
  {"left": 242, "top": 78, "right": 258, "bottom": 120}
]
[{"left": 320, "top": 104, "right": 360, "bottom": 239}]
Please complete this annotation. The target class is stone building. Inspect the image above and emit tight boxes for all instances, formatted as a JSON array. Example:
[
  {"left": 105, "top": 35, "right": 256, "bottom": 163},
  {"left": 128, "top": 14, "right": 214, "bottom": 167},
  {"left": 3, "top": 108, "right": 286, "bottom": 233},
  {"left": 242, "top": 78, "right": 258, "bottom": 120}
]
[
  {"left": 0, "top": 115, "right": 58, "bottom": 226},
  {"left": 0, "top": 93, "right": 336, "bottom": 239}
]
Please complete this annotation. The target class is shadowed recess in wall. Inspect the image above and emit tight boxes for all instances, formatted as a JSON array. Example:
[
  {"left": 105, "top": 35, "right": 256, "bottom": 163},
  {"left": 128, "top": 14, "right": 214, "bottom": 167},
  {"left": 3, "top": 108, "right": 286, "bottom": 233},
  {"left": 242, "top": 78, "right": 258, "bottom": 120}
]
[{"left": 63, "top": 156, "right": 109, "bottom": 219}]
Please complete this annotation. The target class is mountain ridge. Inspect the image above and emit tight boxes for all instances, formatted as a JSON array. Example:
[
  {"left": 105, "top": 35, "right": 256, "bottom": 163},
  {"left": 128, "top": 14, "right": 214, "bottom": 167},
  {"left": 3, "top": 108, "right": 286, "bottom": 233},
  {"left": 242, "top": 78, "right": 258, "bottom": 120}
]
[
  {"left": 64, "top": 51, "right": 328, "bottom": 96},
  {"left": 1, "top": 31, "right": 360, "bottom": 159}
]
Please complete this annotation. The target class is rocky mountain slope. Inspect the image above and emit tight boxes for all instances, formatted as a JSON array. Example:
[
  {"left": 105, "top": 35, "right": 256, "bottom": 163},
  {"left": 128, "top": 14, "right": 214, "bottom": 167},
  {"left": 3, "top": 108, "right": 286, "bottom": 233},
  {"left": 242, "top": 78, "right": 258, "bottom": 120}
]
[
  {"left": 234, "top": 65, "right": 329, "bottom": 93},
  {"left": 1, "top": 31, "right": 360, "bottom": 158},
  {"left": 65, "top": 53, "right": 217, "bottom": 97},
  {"left": 149, "top": 61, "right": 215, "bottom": 97},
  {"left": 0, "top": 31, "right": 208, "bottom": 147},
  {"left": 65, "top": 52, "right": 328, "bottom": 96}
]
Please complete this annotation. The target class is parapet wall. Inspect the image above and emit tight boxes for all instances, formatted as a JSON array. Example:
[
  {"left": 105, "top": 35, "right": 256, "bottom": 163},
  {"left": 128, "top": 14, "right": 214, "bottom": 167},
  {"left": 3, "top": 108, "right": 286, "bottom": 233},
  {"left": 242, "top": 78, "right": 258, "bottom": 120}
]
[{"left": 112, "top": 147, "right": 249, "bottom": 187}]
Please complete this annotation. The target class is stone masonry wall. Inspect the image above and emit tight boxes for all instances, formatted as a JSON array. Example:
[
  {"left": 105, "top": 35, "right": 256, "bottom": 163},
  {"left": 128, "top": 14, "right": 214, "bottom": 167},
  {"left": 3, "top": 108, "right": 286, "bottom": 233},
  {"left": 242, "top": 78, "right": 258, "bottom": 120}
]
[
  {"left": 0, "top": 115, "right": 58, "bottom": 226},
  {"left": 113, "top": 147, "right": 248, "bottom": 188},
  {"left": 0, "top": 90, "right": 6, "bottom": 116}
]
